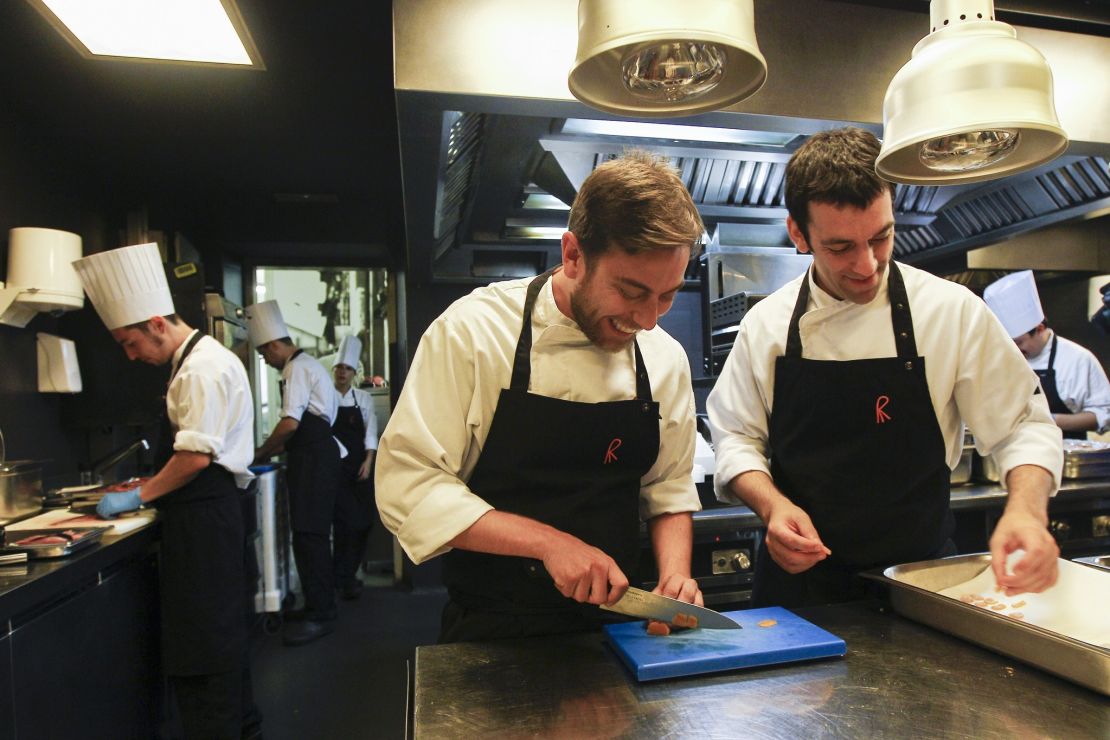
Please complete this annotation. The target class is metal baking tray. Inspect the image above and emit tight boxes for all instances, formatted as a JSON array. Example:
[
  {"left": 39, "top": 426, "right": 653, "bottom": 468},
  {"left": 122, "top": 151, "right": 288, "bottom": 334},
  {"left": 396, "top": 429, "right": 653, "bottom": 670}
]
[
  {"left": 865, "top": 554, "right": 1110, "bottom": 696},
  {"left": 2, "top": 526, "right": 109, "bottom": 558}
]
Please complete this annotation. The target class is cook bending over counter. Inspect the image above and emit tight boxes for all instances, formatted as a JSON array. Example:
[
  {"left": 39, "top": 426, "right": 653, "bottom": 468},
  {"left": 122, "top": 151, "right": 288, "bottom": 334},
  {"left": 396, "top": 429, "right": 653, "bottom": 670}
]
[
  {"left": 376, "top": 152, "right": 704, "bottom": 643},
  {"left": 707, "top": 128, "right": 1064, "bottom": 609}
]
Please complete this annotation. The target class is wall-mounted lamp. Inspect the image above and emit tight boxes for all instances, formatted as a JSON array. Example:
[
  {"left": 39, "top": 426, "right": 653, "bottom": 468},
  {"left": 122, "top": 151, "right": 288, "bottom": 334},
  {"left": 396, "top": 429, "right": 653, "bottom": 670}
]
[
  {"left": 568, "top": 0, "right": 766, "bottom": 118},
  {"left": 0, "top": 228, "right": 85, "bottom": 328},
  {"left": 876, "top": 0, "right": 1067, "bottom": 186}
]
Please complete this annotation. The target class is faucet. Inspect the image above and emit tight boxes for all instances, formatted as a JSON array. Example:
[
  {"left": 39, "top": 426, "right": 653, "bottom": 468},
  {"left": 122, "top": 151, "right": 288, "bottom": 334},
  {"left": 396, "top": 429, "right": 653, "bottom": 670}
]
[{"left": 85, "top": 438, "right": 150, "bottom": 485}]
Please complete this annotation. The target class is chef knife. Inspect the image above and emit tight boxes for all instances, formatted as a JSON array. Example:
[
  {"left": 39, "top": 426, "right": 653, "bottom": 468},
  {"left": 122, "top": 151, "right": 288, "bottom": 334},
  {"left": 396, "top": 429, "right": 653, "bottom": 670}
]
[{"left": 600, "top": 586, "right": 742, "bottom": 630}]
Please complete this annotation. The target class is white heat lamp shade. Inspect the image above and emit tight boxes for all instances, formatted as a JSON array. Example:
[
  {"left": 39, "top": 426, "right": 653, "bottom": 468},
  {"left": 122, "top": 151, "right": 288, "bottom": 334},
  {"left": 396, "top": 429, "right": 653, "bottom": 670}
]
[
  {"left": 568, "top": 0, "right": 766, "bottom": 118},
  {"left": 7, "top": 227, "right": 85, "bottom": 312},
  {"left": 876, "top": 0, "right": 1067, "bottom": 186}
]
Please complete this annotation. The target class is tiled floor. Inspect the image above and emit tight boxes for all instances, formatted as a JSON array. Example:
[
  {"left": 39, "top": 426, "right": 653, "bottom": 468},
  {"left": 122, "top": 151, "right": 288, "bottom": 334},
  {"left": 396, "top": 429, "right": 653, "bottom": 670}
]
[{"left": 250, "top": 573, "right": 448, "bottom": 740}]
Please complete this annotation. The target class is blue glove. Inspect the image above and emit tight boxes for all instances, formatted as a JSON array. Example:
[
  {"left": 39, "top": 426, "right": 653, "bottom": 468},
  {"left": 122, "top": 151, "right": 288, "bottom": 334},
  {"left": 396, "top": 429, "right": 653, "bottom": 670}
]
[{"left": 96, "top": 489, "right": 142, "bottom": 519}]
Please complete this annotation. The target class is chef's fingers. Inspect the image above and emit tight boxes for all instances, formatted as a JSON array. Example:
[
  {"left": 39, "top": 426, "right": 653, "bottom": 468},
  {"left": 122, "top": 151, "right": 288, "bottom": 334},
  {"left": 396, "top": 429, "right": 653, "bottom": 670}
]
[{"left": 605, "top": 567, "right": 630, "bottom": 606}]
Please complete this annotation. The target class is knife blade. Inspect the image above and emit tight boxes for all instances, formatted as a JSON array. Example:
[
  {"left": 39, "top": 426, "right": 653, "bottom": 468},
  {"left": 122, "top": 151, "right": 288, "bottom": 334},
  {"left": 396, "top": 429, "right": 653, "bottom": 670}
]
[{"left": 601, "top": 587, "right": 742, "bottom": 630}]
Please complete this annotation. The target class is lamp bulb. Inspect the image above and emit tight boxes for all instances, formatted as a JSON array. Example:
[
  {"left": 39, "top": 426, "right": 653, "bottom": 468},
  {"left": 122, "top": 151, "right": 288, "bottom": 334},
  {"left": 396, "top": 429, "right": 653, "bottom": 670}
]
[
  {"left": 918, "top": 129, "right": 1021, "bottom": 173},
  {"left": 621, "top": 42, "right": 726, "bottom": 103}
]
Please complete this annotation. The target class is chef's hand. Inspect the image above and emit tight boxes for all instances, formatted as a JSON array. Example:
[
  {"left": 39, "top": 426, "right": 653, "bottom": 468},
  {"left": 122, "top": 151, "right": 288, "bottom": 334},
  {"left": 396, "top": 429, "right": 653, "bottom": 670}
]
[
  {"left": 542, "top": 538, "right": 629, "bottom": 606},
  {"left": 989, "top": 510, "right": 1059, "bottom": 596},
  {"left": 764, "top": 501, "right": 831, "bottom": 574},
  {"left": 96, "top": 489, "right": 142, "bottom": 519},
  {"left": 654, "top": 572, "right": 703, "bottom": 606}
]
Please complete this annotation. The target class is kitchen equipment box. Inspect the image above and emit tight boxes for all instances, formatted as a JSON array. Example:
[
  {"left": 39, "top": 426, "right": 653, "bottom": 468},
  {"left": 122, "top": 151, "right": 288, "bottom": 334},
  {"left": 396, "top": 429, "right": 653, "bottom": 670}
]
[{"left": 865, "top": 554, "right": 1110, "bottom": 696}]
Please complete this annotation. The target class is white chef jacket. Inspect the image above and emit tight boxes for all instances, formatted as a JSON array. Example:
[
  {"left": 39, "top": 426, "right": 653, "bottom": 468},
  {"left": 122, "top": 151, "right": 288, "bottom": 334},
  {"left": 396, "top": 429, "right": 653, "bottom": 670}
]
[
  {"left": 707, "top": 262, "right": 1063, "bottom": 503},
  {"left": 376, "top": 275, "right": 701, "bottom": 564},
  {"left": 168, "top": 331, "right": 255, "bottom": 489},
  {"left": 1026, "top": 330, "right": 1110, "bottom": 433},
  {"left": 282, "top": 351, "right": 339, "bottom": 426},
  {"left": 337, "top": 386, "right": 379, "bottom": 451}
]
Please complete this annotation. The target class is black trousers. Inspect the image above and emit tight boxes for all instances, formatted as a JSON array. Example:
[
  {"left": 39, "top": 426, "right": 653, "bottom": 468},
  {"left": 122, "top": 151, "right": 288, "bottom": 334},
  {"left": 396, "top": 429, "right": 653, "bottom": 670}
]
[
  {"left": 333, "top": 521, "right": 370, "bottom": 584},
  {"left": 293, "top": 530, "right": 336, "bottom": 618},
  {"left": 172, "top": 670, "right": 240, "bottom": 740}
]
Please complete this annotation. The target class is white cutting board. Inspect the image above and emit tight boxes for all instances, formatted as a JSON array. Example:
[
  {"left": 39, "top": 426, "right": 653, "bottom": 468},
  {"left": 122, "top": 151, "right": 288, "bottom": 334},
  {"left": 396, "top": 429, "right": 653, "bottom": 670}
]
[
  {"left": 937, "top": 555, "right": 1110, "bottom": 649},
  {"left": 6, "top": 508, "right": 156, "bottom": 535}
]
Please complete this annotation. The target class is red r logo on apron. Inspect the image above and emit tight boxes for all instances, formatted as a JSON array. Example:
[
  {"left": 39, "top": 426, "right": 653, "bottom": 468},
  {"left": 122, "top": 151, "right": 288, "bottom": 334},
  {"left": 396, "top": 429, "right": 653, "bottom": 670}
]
[
  {"left": 604, "top": 438, "right": 622, "bottom": 464},
  {"left": 875, "top": 395, "right": 892, "bottom": 424}
]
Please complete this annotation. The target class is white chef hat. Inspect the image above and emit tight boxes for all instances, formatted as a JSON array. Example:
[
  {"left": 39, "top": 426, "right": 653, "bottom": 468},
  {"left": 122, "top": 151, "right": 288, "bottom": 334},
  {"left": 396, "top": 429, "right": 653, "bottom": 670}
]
[
  {"left": 333, "top": 334, "right": 362, "bottom": 371},
  {"left": 245, "top": 300, "right": 290, "bottom": 347},
  {"left": 71, "top": 243, "right": 174, "bottom": 330},
  {"left": 983, "top": 270, "right": 1045, "bottom": 338}
]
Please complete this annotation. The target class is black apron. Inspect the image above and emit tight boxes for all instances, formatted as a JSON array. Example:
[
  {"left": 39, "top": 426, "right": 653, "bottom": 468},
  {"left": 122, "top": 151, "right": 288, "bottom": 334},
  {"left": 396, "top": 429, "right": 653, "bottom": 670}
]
[
  {"left": 332, "top": 392, "right": 373, "bottom": 529},
  {"left": 440, "top": 269, "right": 660, "bottom": 641},
  {"left": 283, "top": 351, "right": 340, "bottom": 534},
  {"left": 154, "top": 331, "right": 246, "bottom": 676},
  {"left": 1036, "top": 334, "right": 1084, "bottom": 440},
  {"left": 756, "top": 262, "right": 955, "bottom": 608}
]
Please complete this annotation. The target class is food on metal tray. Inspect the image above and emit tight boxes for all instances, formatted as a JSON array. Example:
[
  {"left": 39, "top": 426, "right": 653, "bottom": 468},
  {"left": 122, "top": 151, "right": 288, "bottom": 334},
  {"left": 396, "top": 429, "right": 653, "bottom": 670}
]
[
  {"left": 1008, "top": 612, "right": 1025, "bottom": 620},
  {"left": 15, "top": 534, "right": 69, "bottom": 545},
  {"left": 758, "top": 619, "right": 778, "bottom": 628},
  {"left": 100, "top": 477, "right": 148, "bottom": 492},
  {"left": 1010, "top": 600, "right": 1025, "bottom": 609},
  {"left": 646, "top": 621, "right": 671, "bottom": 637}
]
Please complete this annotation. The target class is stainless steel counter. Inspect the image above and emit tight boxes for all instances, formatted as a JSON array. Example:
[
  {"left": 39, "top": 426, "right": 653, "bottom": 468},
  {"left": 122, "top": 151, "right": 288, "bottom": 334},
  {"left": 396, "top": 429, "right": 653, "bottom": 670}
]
[{"left": 412, "top": 601, "right": 1109, "bottom": 738}]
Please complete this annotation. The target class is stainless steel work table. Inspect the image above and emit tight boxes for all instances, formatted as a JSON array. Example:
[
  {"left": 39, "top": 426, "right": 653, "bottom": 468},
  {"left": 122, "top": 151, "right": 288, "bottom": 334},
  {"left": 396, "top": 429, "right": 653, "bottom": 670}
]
[{"left": 411, "top": 601, "right": 1109, "bottom": 738}]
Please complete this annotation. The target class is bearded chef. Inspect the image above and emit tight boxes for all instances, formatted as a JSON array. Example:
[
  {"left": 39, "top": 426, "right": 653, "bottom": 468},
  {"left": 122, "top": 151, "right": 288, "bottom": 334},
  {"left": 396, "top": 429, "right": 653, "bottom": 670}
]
[
  {"left": 707, "top": 128, "right": 1063, "bottom": 609},
  {"left": 72, "top": 243, "right": 261, "bottom": 740},
  {"left": 376, "top": 151, "right": 704, "bottom": 643},
  {"left": 330, "top": 334, "right": 378, "bottom": 600},
  {"left": 984, "top": 270, "right": 1110, "bottom": 440},
  {"left": 248, "top": 300, "right": 343, "bottom": 646}
]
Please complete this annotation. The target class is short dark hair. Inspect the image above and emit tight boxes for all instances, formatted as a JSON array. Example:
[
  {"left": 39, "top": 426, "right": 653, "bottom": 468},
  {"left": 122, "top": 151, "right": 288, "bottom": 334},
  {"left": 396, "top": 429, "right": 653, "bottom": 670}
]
[
  {"left": 127, "top": 314, "right": 181, "bottom": 333},
  {"left": 785, "top": 127, "right": 896, "bottom": 240},
  {"left": 567, "top": 150, "right": 704, "bottom": 261}
]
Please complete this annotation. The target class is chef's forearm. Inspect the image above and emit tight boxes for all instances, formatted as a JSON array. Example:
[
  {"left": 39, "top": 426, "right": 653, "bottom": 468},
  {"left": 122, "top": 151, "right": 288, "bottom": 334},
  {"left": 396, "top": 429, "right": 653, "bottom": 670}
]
[
  {"left": 363, "top": 449, "right": 376, "bottom": 466},
  {"left": 1002, "top": 464, "right": 1053, "bottom": 523},
  {"left": 255, "top": 417, "right": 299, "bottom": 461},
  {"left": 448, "top": 510, "right": 569, "bottom": 560},
  {"left": 140, "top": 451, "right": 211, "bottom": 503},
  {"left": 1053, "top": 411, "right": 1097, "bottom": 433},
  {"left": 648, "top": 512, "right": 693, "bottom": 579},
  {"left": 729, "top": 470, "right": 792, "bottom": 523}
]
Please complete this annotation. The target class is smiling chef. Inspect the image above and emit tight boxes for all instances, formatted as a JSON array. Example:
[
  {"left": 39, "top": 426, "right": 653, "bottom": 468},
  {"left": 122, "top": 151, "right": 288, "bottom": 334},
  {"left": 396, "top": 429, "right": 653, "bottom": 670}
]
[
  {"left": 72, "top": 243, "right": 260, "bottom": 740},
  {"left": 376, "top": 151, "right": 705, "bottom": 642},
  {"left": 707, "top": 128, "right": 1064, "bottom": 608}
]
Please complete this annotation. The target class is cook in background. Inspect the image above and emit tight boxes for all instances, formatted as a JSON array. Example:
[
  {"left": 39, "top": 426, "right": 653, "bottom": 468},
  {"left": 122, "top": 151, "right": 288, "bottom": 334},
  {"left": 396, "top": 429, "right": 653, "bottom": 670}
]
[
  {"left": 984, "top": 270, "right": 1110, "bottom": 440},
  {"left": 331, "top": 334, "right": 379, "bottom": 601},
  {"left": 377, "top": 151, "right": 705, "bottom": 643},
  {"left": 72, "top": 243, "right": 261, "bottom": 740},
  {"left": 249, "top": 299, "right": 343, "bottom": 646},
  {"left": 707, "top": 128, "right": 1063, "bottom": 609}
]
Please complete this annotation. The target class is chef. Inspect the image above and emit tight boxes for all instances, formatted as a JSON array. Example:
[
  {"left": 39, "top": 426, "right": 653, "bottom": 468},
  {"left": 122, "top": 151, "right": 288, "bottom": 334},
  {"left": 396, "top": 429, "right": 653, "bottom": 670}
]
[
  {"left": 377, "top": 151, "right": 705, "bottom": 642},
  {"left": 707, "top": 128, "right": 1063, "bottom": 608},
  {"left": 249, "top": 299, "right": 342, "bottom": 646},
  {"left": 72, "top": 243, "right": 260, "bottom": 740},
  {"left": 331, "top": 334, "right": 379, "bottom": 600},
  {"left": 984, "top": 270, "right": 1110, "bottom": 440}
]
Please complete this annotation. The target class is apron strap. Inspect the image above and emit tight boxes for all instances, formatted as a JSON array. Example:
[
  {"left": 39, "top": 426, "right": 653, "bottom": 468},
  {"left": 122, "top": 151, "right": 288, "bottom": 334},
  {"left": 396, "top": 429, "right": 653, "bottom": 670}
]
[
  {"left": 170, "top": 330, "right": 204, "bottom": 383},
  {"left": 785, "top": 261, "right": 919, "bottom": 360},
  {"left": 509, "top": 268, "right": 654, "bottom": 401},
  {"left": 1047, "top": 332, "right": 1058, "bottom": 370}
]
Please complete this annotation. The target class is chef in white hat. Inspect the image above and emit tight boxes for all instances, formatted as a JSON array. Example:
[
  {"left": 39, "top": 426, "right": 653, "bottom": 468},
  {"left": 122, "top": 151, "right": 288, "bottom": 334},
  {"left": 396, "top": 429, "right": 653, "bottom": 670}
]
[
  {"left": 248, "top": 299, "right": 343, "bottom": 646},
  {"left": 72, "top": 243, "right": 261, "bottom": 740},
  {"left": 985, "top": 270, "right": 1110, "bottom": 440},
  {"left": 330, "top": 334, "right": 379, "bottom": 600}
]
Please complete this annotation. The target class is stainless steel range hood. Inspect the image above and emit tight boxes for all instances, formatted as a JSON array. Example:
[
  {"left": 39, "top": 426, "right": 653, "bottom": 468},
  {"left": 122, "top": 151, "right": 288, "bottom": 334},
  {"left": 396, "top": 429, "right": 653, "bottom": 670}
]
[{"left": 394, "top": 0, "right": 1110, "bottom": 284}]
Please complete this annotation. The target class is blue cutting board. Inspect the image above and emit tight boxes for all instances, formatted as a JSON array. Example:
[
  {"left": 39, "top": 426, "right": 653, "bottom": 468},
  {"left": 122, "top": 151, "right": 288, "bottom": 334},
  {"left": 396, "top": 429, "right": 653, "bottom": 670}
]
[{"left": 603, "top": 606, "right": 846, "bottom": 681}]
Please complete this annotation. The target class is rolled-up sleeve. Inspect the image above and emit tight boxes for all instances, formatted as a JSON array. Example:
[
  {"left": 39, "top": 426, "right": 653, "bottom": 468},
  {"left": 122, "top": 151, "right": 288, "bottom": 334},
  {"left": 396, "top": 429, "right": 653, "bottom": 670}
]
[
  {"left": 639, "top": 347, "right": 700, "bottom": 520},
  {"left": 375, "top": 317, "right": 494, "bottom": 564},
  {"left": 956, "top": 301, "right": 1063, "bottom": 490},
  {"left": 707, "top": 319, "right": 775, "bottom": 503}
]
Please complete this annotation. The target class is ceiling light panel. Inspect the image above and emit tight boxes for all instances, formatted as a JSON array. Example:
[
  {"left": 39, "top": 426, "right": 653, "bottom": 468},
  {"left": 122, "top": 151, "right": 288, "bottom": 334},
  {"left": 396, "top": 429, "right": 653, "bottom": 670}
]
[{"left": 32, "top": 0, "right": 263, "bottom": 67}]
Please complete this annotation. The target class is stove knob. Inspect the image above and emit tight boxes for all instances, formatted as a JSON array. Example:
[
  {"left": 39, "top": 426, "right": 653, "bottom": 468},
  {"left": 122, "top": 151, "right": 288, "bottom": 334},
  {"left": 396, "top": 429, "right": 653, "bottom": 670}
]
[{"left": 1048, "top": 520, "right": 1071, "bottom": 541}]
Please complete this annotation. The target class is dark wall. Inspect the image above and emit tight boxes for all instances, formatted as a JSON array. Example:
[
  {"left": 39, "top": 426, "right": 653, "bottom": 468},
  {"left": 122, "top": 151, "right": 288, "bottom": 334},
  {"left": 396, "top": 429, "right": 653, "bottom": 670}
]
[{"left": 0, "top": 114, "right": 156, "bottom": 486}]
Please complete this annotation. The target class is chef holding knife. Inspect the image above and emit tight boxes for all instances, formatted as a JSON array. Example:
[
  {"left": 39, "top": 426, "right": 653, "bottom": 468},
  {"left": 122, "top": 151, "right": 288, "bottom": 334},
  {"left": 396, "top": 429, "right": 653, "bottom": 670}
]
[
  {"left": 707, "top": 128, "right": 1063, "bottom": 608},
  {"left": 72, "top": 243, "right": 261, "bottom": 740},
  {"left": 376, "top": 151, "right": 705, "bottom": 642},
  {"left": 984, "top": 270, "right": 1110, "bottom": 440},
  {"left": 249, "top": 299, "right": 344, "bottom": 646}
]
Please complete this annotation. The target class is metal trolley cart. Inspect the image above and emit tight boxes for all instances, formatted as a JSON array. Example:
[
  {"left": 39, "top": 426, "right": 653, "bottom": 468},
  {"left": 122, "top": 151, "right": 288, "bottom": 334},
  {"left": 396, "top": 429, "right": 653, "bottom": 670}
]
[{"left": 249, "top": 464, "right": 294, "bottom": 632}]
